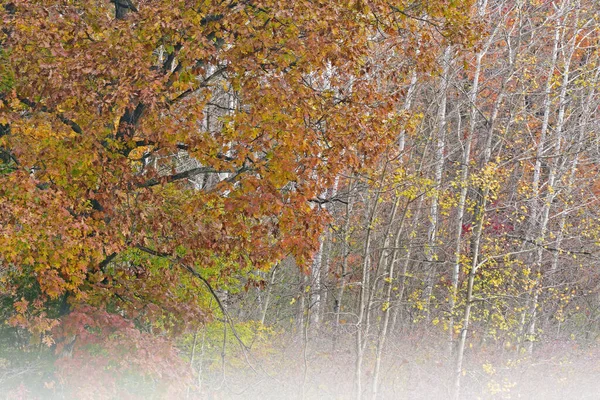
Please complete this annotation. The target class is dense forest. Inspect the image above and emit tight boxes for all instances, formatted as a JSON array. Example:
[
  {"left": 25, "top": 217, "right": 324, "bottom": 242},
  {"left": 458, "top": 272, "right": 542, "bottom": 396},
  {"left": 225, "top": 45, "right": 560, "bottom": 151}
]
[{"left": 2, "top": 0, "right": 600, "bottom": 398}]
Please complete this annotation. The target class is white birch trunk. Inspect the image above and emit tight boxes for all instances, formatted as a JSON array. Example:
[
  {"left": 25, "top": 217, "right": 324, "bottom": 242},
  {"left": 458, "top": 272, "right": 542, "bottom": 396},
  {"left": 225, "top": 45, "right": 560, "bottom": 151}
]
[
  {"left": 355, "top": 163, "right": 388, "bottom": 400},
  {"left": 423, "top": 46, "right": 452, "bottom": 320}
]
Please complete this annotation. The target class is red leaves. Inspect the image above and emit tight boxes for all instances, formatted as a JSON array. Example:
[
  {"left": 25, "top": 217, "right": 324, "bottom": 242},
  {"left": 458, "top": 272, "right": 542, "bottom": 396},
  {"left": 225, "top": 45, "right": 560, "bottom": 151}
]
[
  {"left": 52, "top": 307, "right": 190, "bottom": 399},
  {"left": 462, "top": 223, "right": 472, "bottom": 236}
]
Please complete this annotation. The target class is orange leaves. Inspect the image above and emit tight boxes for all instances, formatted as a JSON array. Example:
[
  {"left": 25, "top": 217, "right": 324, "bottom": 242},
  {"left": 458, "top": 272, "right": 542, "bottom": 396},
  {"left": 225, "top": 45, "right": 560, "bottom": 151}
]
[
  {"left": 0, "top": 0, "right": 475, "bottom": 367},
  {"left": 38, "top": 269, "right": 66, "bottom": 300},
  {"left": 8, "top": 295, "right": 59, "bottom": 337},
  {"left": 13, "top": 297, "right": 28, "bottom": 314}
]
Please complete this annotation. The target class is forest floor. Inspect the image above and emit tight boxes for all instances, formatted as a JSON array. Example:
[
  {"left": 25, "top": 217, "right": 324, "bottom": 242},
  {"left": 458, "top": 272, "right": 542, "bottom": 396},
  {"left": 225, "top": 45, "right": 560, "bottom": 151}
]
[{"left": 196, "top": 328, "right": 600, "bottom": 400}]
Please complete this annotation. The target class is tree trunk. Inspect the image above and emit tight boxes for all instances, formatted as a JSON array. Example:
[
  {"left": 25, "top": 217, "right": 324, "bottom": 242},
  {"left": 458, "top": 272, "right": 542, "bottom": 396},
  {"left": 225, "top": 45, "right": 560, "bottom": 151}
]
[
  {"left": 355, "top": 161, "right": 389, "bottom": 400},
  {"left": 372, "top": 195, "right": 410, "bottom": 399},
  {"left": 423, "top": 46, "right": 452, "bottom": 320},
  {"left": 334, "top": 178, "right": 354, "bottom": 350},
  {"left": 261, "top": 264, "right": 278, "bottom": 325}
]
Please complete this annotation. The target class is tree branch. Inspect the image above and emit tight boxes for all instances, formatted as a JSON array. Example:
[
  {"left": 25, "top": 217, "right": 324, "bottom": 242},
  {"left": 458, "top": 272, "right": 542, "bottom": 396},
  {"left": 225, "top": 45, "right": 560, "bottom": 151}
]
[
  {"left": 99, "top": 252, "right": 118, "bottom": 271},
  {"left": 139, "top": 164, "right": 249, "bottom": 188},
  {"left": 167, "top": 65, "right": 228, "bottom": 107},
  {"left": 507, "top": 234, "right": 594, "bottom": 257},
  {"left": 17, "top": 96, "right": 83, "bottom": 134},
  {"left": 134, "top": 245, "right": 251, "bottom": 351}
]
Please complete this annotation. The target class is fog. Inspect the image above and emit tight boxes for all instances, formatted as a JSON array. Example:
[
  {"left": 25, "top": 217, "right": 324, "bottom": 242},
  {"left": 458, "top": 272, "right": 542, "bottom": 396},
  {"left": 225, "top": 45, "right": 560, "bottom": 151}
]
[
  {"left": 192, "top": 333, "right": 600, "bottom": 400},
  {"left": 3, "top": 321, "right": 600, "bottom": 399}
]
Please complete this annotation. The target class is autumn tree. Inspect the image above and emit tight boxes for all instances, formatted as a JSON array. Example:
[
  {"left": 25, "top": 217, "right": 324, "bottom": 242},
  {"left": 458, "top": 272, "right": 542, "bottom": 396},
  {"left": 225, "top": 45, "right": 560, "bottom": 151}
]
[{"left": 0, "top": 0, "right": 475, "bottom": 396}]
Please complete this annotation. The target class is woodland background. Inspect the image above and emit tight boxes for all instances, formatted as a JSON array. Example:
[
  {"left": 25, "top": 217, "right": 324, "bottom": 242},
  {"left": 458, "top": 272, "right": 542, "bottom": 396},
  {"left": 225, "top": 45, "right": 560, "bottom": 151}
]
[{"left": 2, "top": 0, "right": 600, "bottom": 399}]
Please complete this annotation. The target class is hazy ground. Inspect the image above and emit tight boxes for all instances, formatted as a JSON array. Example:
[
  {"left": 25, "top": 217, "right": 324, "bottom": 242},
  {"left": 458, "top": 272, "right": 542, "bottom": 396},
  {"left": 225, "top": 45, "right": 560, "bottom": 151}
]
[
  {"left": 194, "top": 330, "right": 600, "bottom": 400},
  {"left": 3, "top": 327, "right": 600, "bottom": 399}
]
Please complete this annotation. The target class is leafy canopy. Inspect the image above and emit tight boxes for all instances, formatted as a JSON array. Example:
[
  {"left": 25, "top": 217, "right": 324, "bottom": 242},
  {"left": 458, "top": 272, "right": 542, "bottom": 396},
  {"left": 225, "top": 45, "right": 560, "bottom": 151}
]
[{"left": 0, "top": 0, "right": 474, "bottom": 348}]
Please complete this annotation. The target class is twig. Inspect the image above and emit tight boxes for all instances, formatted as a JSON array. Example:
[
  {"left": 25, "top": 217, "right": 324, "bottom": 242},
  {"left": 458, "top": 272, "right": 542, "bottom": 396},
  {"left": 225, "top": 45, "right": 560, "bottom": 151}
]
[{"left": 134, "top": 245, "right": 260, "bottom": 374}]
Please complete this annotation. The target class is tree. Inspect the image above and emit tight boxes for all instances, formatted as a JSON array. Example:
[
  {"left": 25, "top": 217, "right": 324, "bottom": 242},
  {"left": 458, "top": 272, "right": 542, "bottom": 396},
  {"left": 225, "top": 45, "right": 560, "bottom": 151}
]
[{"left": 0, "top": 0, "right": 474, "bottom": 395}]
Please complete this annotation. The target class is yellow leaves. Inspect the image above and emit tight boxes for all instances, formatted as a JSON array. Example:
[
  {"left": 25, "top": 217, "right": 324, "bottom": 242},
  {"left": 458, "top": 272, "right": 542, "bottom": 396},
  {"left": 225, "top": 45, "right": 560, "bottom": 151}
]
[
  {"left": 482, "top": 362, "right": 496, "bottom": 375},
  {"left": 128, "top": 144, "right": 154, "bottom": 161},
  {"left": 11, "top": 119, "right": 80, "bottom": 168},
  {"left": 471, "top": 161, "right": 501, "bottom": 195}
]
